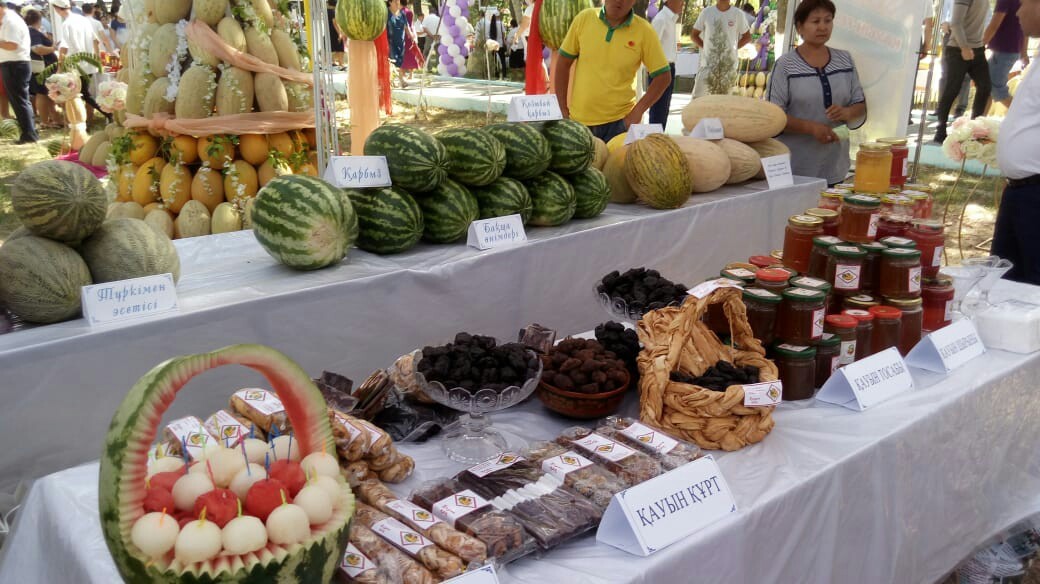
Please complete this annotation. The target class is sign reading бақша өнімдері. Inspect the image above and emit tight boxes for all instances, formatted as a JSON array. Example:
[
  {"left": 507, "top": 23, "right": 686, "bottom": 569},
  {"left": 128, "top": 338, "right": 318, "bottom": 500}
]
[{"left": 466, "top": 214, "right": 527, "bottom": 251}]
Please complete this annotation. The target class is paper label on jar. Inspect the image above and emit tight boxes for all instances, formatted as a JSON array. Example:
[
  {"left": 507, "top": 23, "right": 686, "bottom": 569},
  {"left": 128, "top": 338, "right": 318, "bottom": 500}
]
[
  {"left": 813, "top": 308, "right": 826, "bottom": 338},
  {"left": 932, "top": 246, "right": 944, "bottom": 268},
  {"left": 468, "top": 453, "right": 525, "bottom": 478},
  {"left": 233, "top": 388, "right": 286, "bottom": 416},
  {"left": 945, "top": 300, "right": 954, "bottom": 322},
  {"left": 619, "top": 422, "right": 680, "bottom": 454},
  {"left": 432, "top": 490, "right": 491, "bottom": 528},
  {"left": 541, "top": 450, "right": 595, "bottom": 480},
  {"left": 727, "top": 268, "right": 755, "bottom": 279},
  {"left": 786, "top": 287, "right": 821, "bottom": 298},
  {"left": 840, "top": 340, "right": 857, "bottom": 364},
  {"left": 386, "top": 499, "right": 445, "bottom": 529},
  {"left": 372, "top": 518, "right": 434, "bottom": 557},
  {"left": 867, "top": 213, "right": 880, "bottom": 237},
  {"left": 909, "top": 266, "right": 923, "bottom": 293},
  {"left": 902, "top": 158, "right": 909, "bottom": 176},
  {"left": 340, "top": 543, "right": 375, "bottom": 577},
  {"left": 572, "top": 433, "right": 637, "bottom": 463},
  {"left": 688, "top": 278, "right": 742, "bottom": 299},
  {"left": 791, "top": 276, "right": 827, "bottom": 290},
  {"left": 833, "top": 263, "right": 862, "bottom": 291},
  {"left": 831, "top": 356, "right": 840, "bottom": 374},
  {"left": 777, "top": 343, "right": 811, "bottom": 352}
]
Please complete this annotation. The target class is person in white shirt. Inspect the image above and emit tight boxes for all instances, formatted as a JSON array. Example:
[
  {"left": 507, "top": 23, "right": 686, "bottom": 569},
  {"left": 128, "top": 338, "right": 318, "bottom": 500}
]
[
  {"left": 0, "top": 1, "right": 37, "bottom": 142},
  {"left": 649, "top": 0, "right": 683, "bottom": 128},
  {"left": 51, "top": 0, "right": 104, "bottom": 119},
  {"left": 421, "top": 7, "right": 439, "bottom": 70},
  {"left": 991, "top": 0, "right": 1040, "bottom": 284},
  {"left": 692, "top": 0, "right": 751, "bottom": 98},
  {"left": 82, "top": 3, "right": 113, "bottom": 54}
]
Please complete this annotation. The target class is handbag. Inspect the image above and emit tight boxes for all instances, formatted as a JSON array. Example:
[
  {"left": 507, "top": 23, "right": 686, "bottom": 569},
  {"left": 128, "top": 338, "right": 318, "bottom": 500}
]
[{"left": 31, "top": 59, "right": 45, "bottom": 73}]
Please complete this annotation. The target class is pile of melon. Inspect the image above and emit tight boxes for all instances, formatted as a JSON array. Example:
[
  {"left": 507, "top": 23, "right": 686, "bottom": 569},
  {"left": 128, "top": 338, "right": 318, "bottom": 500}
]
[
  {"left": 0, "top": 160, "right": 180, "bottom": 324},
  {"left": 735, "top": 71, "right": 771, "bottom": 99}
]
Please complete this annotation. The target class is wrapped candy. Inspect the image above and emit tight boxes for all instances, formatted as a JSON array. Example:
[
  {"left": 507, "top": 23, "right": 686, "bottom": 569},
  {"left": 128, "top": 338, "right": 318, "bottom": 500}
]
[{"left": 354, "top": 502, "right": 467, "bottom": 580}]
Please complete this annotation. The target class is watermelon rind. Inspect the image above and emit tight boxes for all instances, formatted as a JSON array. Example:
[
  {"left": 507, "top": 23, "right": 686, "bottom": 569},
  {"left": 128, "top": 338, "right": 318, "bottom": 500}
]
[
  {"left": 347, "top": 185, "right": 424, "bottom": 254},
  {"left": 11, "top": 159, "right": 107, "bottom": 243},
  {"left": 435, "top": 127, "right": 507, "bottom": 187},
  {"left": 0, "top": 235, "right": 92, "bottom": 324},
  {"left": 418, "top": 177, "right": 479, "bottom": 243},
  {"left": 470, "top": 177, "right": 533, "bottom": 225},
  {"left": 79, "top": 218, "right": 182, "bottom": 284},
  {"left": 484, "top": 123, "right": 552, "bottom": 181},
  {"left": 569, "top": 167, "right": 611, "bottom": 219},
  {"left": 363, "top": 124, "right": 449, "bottom": 194},
  {"left": 525, "top": 171, "right": 576, "bottom": 227},
  {"left": 542, "top": 119, "right": 595, "bottom": 175}
]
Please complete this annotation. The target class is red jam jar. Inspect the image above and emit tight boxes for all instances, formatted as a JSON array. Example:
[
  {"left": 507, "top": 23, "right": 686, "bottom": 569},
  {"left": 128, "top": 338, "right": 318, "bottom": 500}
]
[
  {"left": 808, "top": 235, "right": 844, "bottom": 279},
  {"left": 880, "top": 194, "right": 914, "bottom": 222},
  {"left": 921, "top": 277, "right": 955, "bottom": 332},
  {"left": 859, "top": 241, "right": 887, "bottom": 295},
  {"left": 774, "top": 343, "right": 818, "bottom": 400},
  {"left": 844, "top": 294, "right": 880, "bottom": 311},
  {"left": 782, "top": 215, "right": 824, "bottom": 274},
  {"left": 818, "top": 188, "right": 849, "bottom": 211},
  {"left": 825, "top": 314, "right": 858, "bottom": 366},
  {"left": 879, "top": 247, "right": 923, "bottom": 299},
  {"left": 814, "top": 333, "right": 842, "bottom": 388},
  {"left": 826, "top": 244, "right": 867, "bottom": 295},
  {"left": 806, "top": 207, "right": 840, "bottom": 237},
  {"left": 778, "top": 287, "right": 827, "bottom": 345},
  {"left": 742, "top": 287, "right": 782, "bottom": 346},
  {"left": 883, "top": 296, "right": 923, "bottom": 355},
  {"left": 839, "top": 194, "right": 881, "bottom": 243},
  {"left": 878, "top": 137, "right": 910, "bottom": 188},
  {"left": 749, "top": 255, "right": 778, "bottom": 269},
  {"left": 755, "top": 268, "right": 791, "bottom": 294},
  {"left": 907, "top": 219, "right": 945, "bottom": 278},
  {"left": 876, "top": 216, "right": 911, "bottom": 240},
  {"left": 868, "top": 305, "right": 903, "bottom": 356},
  {"left": 842, "top": 309, "right": 875, "bottom": 362}
]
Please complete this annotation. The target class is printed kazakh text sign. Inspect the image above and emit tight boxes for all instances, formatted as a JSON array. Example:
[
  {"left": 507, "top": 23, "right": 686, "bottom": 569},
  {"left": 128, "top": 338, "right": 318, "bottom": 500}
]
[
  {"left": 690, "top": 118, "right": 724, "bottom": 140},
  {"left": 323, "top": 156, "right": 392, "bottom": 188},
  {"left": 624, "top": 123, "right": 664, "bottom": 144},
  {"left": 761, "top": 153, "right": 794, "bottom": 188},
  {"left": 466, "top": 214, "right": 528, "bottom": 250},
  {"left": 444, "top": 564, "right": 499, "bottom": 584},
  {"left": 507, "top": 95, "right": 562, "bottom": 122},
  {"left": 816, "top": 347, "right": 914, "bottom": 411},
  {"left": 81, "top": 273, "right": 179, "bottom": 326},
  {"left": 905, "top": 319, "right": 986, "bottom": 373},
  {"left": 597, "top": 455, "right": 737, "bottom": 556}
]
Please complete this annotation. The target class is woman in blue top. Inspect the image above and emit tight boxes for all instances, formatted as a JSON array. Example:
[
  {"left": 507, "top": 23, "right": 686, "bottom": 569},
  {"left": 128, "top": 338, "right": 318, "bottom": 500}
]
[
  {"left": 767, "top": 0, "right": 867, "bottom": 186},
  {"left": 387, "top": 0, "right": 407, "bottom": 69}
]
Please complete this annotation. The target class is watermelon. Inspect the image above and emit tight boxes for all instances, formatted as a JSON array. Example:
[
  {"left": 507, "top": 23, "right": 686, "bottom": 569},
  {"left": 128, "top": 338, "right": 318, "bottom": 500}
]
[
  {"left": 99, "top": 344, "right": 355, "bottom": 584},
  {"left": 435, "top": 128, "right": 507, "bottom": 187},
  {"left": 484, "top": 123, "right": 552, "bottom": 180},
  {"left": 418, "top": 178, "right": 479, "bottom": 243},
  {"left": 11, "top": 160, "right": 107, "bottom": 243},
  {"left": 363, "top": 124, "right": 449, "bottom": 194},
  {"left": 569, "top": 167, "right": 611, "bottom": 219},
  {"left": 542, "top": 119, "right": 595, "bottom": 175},
  {"left": 335, "top": 0, "right": 387, "bottom": 41},
  {"left": 539, "top": 0, "right": 592, "bottom": 50},
  {"left": 251, "top": 175, "right": 359, "bottom": 271},
  {"left": 470, "top": 177, "right": 533, "bottom": 225},
  {"left": 0, "top": 235, "right": 92, "bottom": 324},
  {"left": 346, "top": 186, "right": 424, "bottom": 254},
  {"left": 525, "top": 171, "right": 576, "bottom": 226},
  {"left": 79, "top": 218, "right": 182, "bottom": 284}
]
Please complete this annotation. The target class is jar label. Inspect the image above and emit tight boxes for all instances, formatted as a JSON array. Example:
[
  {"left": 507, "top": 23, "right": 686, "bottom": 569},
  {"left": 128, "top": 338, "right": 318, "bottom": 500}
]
[
  {"left": 744, "top": 288, "right": 780, "bottom": 299},
  {"left": 867, "top": 213, "right": 880, "bottom": 237},
  {"left": 909, "top": 266, "right": 922, "bottom": 293},
  {"left": 791, "top": 276, "right": 826, "bottom": 289},
  {"left": 787, "top": 287, "right": 821, "bottom": 297},
  {"left": 728, "top": 268, "right": 755, "bottom": 279},
  {"left": 840, "top": 340, "right": 857, "bottom": 365},
  {"left": 945, "top": 299, "right": 954, "bottom": 322},
  {"left": 902, "top": 158, "right": 909, "bottom": 176},
  {"left": 932, "top": 246, "right": 944, "bottom": 267},
  {"left": 813, "top": 308, "right": 826, "bottom": 339},
  {"left": 777, "top": 343, "right": 810, "bottom": 352},
  {"left": 833, "top": 263, "right": 862, "bottom": 290},
  {"left": 830, "top": 356, "right": 840, "bottom": 374},
  {"left": 883, "top": 237, "right": 914, "bottom": 247}
]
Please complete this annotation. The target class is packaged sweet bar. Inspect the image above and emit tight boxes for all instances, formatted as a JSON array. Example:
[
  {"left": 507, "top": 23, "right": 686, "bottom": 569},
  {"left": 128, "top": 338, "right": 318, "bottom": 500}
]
[
  {"left": 337, "top": 542, "right": 390, "bottom": 584},
  {"left": 348, "top": 523, "right": 437, "bottom": 584},
  {"left": 557, "top": 427, "right": 664, "bottom": 485},
  {"left": 229, "top": 388, "right": 292, "bottom": 435},
  {"left": 341, "top": 460, "right": 372, "bottom": 487},
  {"left": 599, "top": 417, "right": 702, "bottom": 470},
  {"left": 204, "top": 409, "right": 264, "bottom": 447},
  {"left": 162, "top": 416, "right": 219, "bottom": 461},
  {"left": 522, "top": 441, "right": 630, "bottom": 510},
  {"left": 330, "top": 410, "right": 369, "bottom": 462},
  {"left": 354, "top": 502, "right": 467, "bottom": 580}
]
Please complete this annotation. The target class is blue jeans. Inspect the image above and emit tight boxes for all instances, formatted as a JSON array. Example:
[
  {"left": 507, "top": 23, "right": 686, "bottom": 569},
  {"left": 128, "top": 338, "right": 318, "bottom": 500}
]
[
  {"left": 588, "top": 119, "right": 627, "bottom": 143},
  {"left": 988, "top": 51, "right": 1019, "bottom": 102},
  {"left": 647, "top": 63, "right": 676, "bottom": 129}
]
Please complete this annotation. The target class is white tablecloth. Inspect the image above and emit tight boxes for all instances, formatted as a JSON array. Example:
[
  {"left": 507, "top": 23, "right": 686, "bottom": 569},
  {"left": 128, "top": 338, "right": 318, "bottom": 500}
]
[
  {"left": 3, "top": 282, "right": 1040, "bottom": 584},
  {"left": 0, "top": 178, "right": 822, "bottom": 493}
]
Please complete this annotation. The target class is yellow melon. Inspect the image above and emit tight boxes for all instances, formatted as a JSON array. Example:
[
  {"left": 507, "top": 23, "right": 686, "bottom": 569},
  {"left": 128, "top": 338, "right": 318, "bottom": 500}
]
[
  {"left": 131, "top": 157, "right": 166, "bottom": 206},
  {"left": 159, "top": 163, "right": 193, "bottom": 213},
  {"left": 170, "top": 135, "right": 199, "bottom": 164},
  {"left": 258, "top": 156, "right": 292, "bottom": 186},
  {"left": 128, "top": 132, "right": 159, "bottom": 166},
  {"left": 268, "top": 132, "right": 294, "bottom": 158},
  {"left": 191, "top": 166, "right": 225, "bottom": 213},
  {"left": 239, "top": 134, "right": 270, "bottom": 166},
  {"left": 606, "top": 133, "right": 627, "bottom": 153},
  {"left": 197, "top": 135, "right": 235, "bottom": 170},
  {"left": 222, "top": 160, "right": 259, "bottom": 205}
]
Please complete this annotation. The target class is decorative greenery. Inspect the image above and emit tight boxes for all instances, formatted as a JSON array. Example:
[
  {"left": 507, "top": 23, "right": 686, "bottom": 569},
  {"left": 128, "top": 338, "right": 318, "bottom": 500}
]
[{"left": 35, "top": 52, "right": 102, "bottom": 86}]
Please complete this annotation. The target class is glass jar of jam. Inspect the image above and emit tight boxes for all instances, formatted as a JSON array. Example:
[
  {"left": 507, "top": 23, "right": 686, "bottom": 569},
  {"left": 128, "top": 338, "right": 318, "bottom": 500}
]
[
  {"left": 868, "top": 305, "right": 903, "bottom": 356},
  {"left": 854, "top": 142, "right": 894, "bottom": 193},
  {"left": 770, "top": 249, "right": 783, "bottom": 263},
  {"left": 825, "top": 314, "right": 858, "bottom": 365},
  {"left": 921, "top": 277, "right": 955, "bottom": 332},
  {"left": 844, "top": 294, "right": 880, "bottom": 311},
  {"left": 839, "top": 194, "right": 881, "bottom": 243},
  {"left": 880, "top": 194, "right": 914, "bottom": 222},
  {"left": 782, "top": 215, "right": 824, "bottom": 274},
  {"left": 790, "top": 275, "right": 832, "bottom": 312},
  {"left": 907, "top": 219, "right": 945, "bottom": 278},
  {"left": 842, "top": 309, "right": 875, "bottom": 361},
  {"left": 876, "top": 216, "right": 911, "bottom": 240},
  {"left": 755, "top": 268, "right": 790, "bottom": 294},
  {"left": 749, "top": 255, "right": 777, "bottom": 269},
  {"left": 904, "top": 191, "right": 931, "bottom": 219},
  {"left": 778, "top": 287, "right": 827, "bottom": 345},
  {"left": 879, "top": 235, "right": 917, "bottom": 249},
  {"left": 743, "top": 287, "right": 781, "bottom": 346},
  {"left": 819, "top": 188, "right": 849, "bottom": 211},
  {"left": 879, "top": 248, "right": 923, "bottom": 299},
  {"left": 774, "top": 343, "right": 817, "bottom": 401},
  {"left": 826, "top": 244, "right": 867, "bottom": 295},
  {"left": 808, "top": 235, "right": 843, "bottom": 279},
  {"left": 859, "top": 241, "right": 887, "bottom": 294},
  {"left": 806, "top": 207, "right": 840, "bottom": 237},
  {"left": 721, "top": 267, "right": 757, "bottom": 286},
  {"left": 775, "top": 266, "right": 799, "bottom": 280},
  {"left": 835, "top": 182, "right": 855, "bottom": 191},
  {"left": 878, "top": 137, "right": 910, "bottom": 188},
  {"left": 884, "top": 296, "right": 923, "bottom": 355},
  {"left": 814, "top": 333, "right": 842, "bottom": 388}
]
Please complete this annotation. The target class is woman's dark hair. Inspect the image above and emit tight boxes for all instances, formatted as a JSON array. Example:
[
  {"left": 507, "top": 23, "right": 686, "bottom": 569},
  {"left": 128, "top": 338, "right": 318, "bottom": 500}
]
[
  {"left": 794, "top": 0, "right": 835, "bottom": 26},
  {"left": 24, "top": 7, "right": 42, "bottom": 26}
]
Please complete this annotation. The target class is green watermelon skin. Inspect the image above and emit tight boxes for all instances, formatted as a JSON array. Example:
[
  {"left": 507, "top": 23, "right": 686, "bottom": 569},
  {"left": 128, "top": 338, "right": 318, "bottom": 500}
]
[
  {"left": 542, "top": 119, "right": 595, "bottom": 175},
  {"left": 335, "top": 0, "right": 387, "bottom": 41},
  {"left": 363, "top": 124, "right": 449, "bottom": 194},
  {"left": 12, "top": 159, "right": 107, "bottom": 243},
  {"left": 525, "top": 171, "right": 576, "bottom": 227},
  {"left": 347, "top": 185, "right": 424, "bottom": 254},
  {"left": 418, "top": 178, "right": 479, "bottom": 243},
  {"left": 539, "top": 0, "right": 592, "bottom": 50},
  {"left": 569, "top": 167, "right": 611, "bottom": 219},
  {"left": 470, "top": 177, "right": 533, "bottom": 225},
  {"left": 484, "top": 123, "right": 552, "bottom": 181},
  {"left": 435, "top": 127, "right": 507, "bottom": 187},
  {"left": 0, "top": 235, "right": 92, "bottom": 324}
]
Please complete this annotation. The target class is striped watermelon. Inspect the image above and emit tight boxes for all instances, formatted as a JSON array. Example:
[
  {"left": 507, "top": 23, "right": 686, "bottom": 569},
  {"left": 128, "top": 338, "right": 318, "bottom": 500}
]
[
  {"left": 625, "top": 134, "right": 692, "bottom": 209},
  {"left": 335, "top": 0, "right": 387, "bottom": 41},
  {"left": 525, "top": 171, "right": 576, "bottom": 226},
  {"left": 569, "top": 167, "right": 611, "bottom": 219},
  {"left": 484, "top": 123, "right": 552, "bottom": 180},
  {"left": 539, "top": 0, "right": 592, "bottom": 50},
  {"left": 363, "top": 124, "right": 449, "bottom": 194},
  {"left": 99, "top": 344, "right": 354, "bottom": 584},
  {"left": 435, "top": 127, "right": 507, "bottom": 187},
  {"left": 470, "top": 177, "right": 533, "bottom": 224},
  {"left": 11, "top": 160, "right": 107, "bottom": 243},
  {"left": 79, "top": 218, "right": 182, "bottom": 284},
  {"left": 347, "top": 186, "right": 424, "bottom": 254},
  {"left": 0, "top": 235, "right": 92, "bottom": 324},
  {"left": 418, "top": 178, "right": 479, "bottom": 243},
  {"left": 542, "top": 119, "right": 595, "bottom": 175},
  {"left": 251, "top": 175, "right": 359, "bottom": 270}
]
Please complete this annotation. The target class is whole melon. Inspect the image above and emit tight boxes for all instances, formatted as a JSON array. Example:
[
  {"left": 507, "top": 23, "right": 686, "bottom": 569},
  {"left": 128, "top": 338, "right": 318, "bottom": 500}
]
[
  {"left": 188, "top": 35, "right": 220, "bottom": 68},
  {"left": 144, "top": 209, "right": 174, "bottom": 239},
  {"left": 211, "top": 202, "right": 243, "bottom": 234},
  {"left": 255, "top": 72, "right": 289, "bottom": 113},
  {"left": 245, "top": 27, "right": 280, "bottom": 66},
  {"left": 671, "top": 136, "right": 731, "bottom": 193},
  {"left": 149, "top": 24, "right": 179, "bottom": 77},
  {"left": 216, "top": 67, "right": 255, "bottom": 116},
  {"left": 569, "top": 167, "right": 611, "bottom": 219},
  {"left": 175, "top": 66, "right": 217, "bottom": 119},
  {"left": 525, "top": 171, "right": 576, "bottom": 226},
  {"left": 363, "top": 124, "right": 449, "bottom": 194},
  {"left": 625, "top": 134, "right": 691, "bottom": 209},
  {"left": 539, "top": 0, "right": 592, "bottom": 50},
  {"left": 194, "top": 0, "right": 228, "bottom": 26},
  {"left": 435, "top": 127, "right": 506, "bottom": 187},
  {"left": 217, "top": 17, "right": 248, "bottom": 53},
  {"left": 154, "top": 0, "right": 191, "bottom": 23},
  {"left": 0, "top": 236, "right": 92, "bottom": 324},
  {"left": 484, "top": 123, "right": 552, "bottom": 180},
  {"left": 79, "top": 132, "right": 107, "bottom": 164},
  {"left": 175, "top": 200, "right": 212, "bottom": 238},
  {"left": 271, "top": 29, "right": 302, "bottom": 71},
  {"left": 746, "top": 138, "right": 791, "bottom": 179},
  {"left": 11, "top": 160, "right": 107, "bottom": 243},
  {"left": 418, "top": 178, "right": 480, "bottom": 243},
  {"left": 602, "top": 145, "right": 637, "bottom": 203},
  {"left": 606, "top": 133, "right": 627, "bottom": 152},
  {"left": 541, "top": 119, "right": 595, "bottom": 175},
  {"left": 336, "top": 0, "right": 388, "bottom": 41},
  {"left": 681, "top": 95, "right": 787, "bottom": 142},
  {"left": 591, "top": 137, "right": 608, "bottom": 170},
  {"left": 142, "top": 77, "right": 175, "bottom": 117},
  {"left": 79, "top": 218, "right": 182, "bottom": 283},
  {"left": 470, "top": 177, "right": 533, "bottom": 224},
  {"left": 715, "top": 138, "right": 762, "bottom": 184},
  {"left": 347, "top": 186, "right": 424, "bottom": 254}
]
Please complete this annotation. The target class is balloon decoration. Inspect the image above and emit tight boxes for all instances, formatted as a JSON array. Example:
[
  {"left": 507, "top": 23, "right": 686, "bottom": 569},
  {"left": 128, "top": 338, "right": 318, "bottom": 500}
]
[
  {"left": 646, "top": 1, "right": 659, "bottom": 21},
  {"left": 437, "top": 0, "right": 470, "bottom": 77}
]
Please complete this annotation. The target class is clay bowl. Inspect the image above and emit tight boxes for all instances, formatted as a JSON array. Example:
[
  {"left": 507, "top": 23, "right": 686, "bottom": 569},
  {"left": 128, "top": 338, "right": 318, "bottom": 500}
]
[{"left": 536, "top": 369, "right": 631, "bottom": 419}]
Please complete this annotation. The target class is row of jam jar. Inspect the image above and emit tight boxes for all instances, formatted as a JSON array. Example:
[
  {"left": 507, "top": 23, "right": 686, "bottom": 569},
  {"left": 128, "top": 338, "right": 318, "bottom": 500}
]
[
  {"left": 818, "top": 189, "right": 934, "bottom": 223},
  {"left": 849, "top": 138, "right": 916, "bottom": 192}
]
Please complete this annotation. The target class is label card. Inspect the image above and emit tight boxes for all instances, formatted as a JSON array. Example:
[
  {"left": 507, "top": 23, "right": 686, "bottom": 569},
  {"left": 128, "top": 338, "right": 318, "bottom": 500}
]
[
  {"left": 444, "top": 565, "right": 499, "bottom": 584},
  {"left": 466, "top": 214, "right": 528, "bottom": 250},
  {"left": 541, "top": 450, "right": 596, "bottom": 481},
  {"left": 466, "top": 452, "right": 524, "bottom": 478},
  {"left": 371, "top": 517, "right": 433, "bottom": 557},
  {"left": 743, "top": 381, "right": 783, "bottom": 407},
  {"left": 323, "top": 156, "right": 392, "bottom": 188},
  {"left": 82, "top": 273, "right": 179, "bottom": 326},
  {"left": 618, "top": 422, "right": 680, "bottom": 454},
  {"left": 340, "top": 543, "right": 375, "bottom": 578},
  {"left": 507, "top": 95, "right": 562, "bottom": 122},
  {"left": 689, "top": 117, "right": 724, "bottom": 140},
  {"left": 905, "top": 319, "right": 986, "bottom": 373},
  {"left": 687, "top": 277, "right": 742, "bottom": 299},
  {"left": 761, "top": 154, "right": 794, "bottom": 189},
  {"left": 596, "top": 455, "right": 737, "bottom": 556},
  {"left": 624, "top": 123, "right": 664, "bottom": 144},
  {"left": 816, "top": 347, "right": 914, "bottom": 411}
]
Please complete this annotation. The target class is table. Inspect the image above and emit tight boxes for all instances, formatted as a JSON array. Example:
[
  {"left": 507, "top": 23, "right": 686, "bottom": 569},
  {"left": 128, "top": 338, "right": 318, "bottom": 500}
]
[
  {"left": 3, "top": 282, "right": 1040, "bottom": 584},
  {"left": 0, "top": 178, "right": 822, "bottom": 493}
]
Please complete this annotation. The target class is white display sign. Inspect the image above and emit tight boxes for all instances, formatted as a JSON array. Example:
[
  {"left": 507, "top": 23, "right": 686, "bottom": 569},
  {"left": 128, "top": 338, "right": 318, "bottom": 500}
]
[
  {"left": 444, "top": 564, "right": 499, "bottom": 584},
  {"left": 686, "top": 277, "right": 741, "bottom": 299},
  {"left": 624, "top": 124, "right": 664, "bottom": 144},
  {"left": 905, "top": 319, "right": 986, "bottom": 373},
  {"left": 690, "top": 118, "right": 724, "bottom": 140},
  {"left": 816, "top": 347, "right": 914, "bottom": 411},
  {"left": 743, "top": 381, "right": 783, "bottom": 407},
  {"left": 761, "top": 154, "right": 794, "bottom": 188},
  {"left": 675, "top": 51, "right": 700, "bottom": 77},
  {"left": 82, "top": 273, "right": 179, "bottom": 326},
  {"left": 507, "top": 95, "right": 562, "bottom": 122},
  {"left": 466, "top": 214, "right": 528, "bottom": 250},
  {"left": 323, "top": 156, "right": 392, "bottom": 188},
  {"left": 596, "top": 455, "right": 737, "bottom": 556}
]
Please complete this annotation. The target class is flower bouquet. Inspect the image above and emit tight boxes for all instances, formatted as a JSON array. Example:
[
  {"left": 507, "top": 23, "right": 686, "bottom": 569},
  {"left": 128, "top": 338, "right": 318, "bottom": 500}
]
[
  {"left": 940, "top": 115, "right": 1004, "bottom": 258},
  {"left": 96, "top": 80, "right": 128, "bottom": 114},
  {"left": 45, "top": 72, "right": 80, "bottom": 104}
]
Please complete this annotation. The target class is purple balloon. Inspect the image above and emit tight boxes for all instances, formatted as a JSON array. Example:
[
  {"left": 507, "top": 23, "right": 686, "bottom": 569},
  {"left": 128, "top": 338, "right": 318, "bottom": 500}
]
[
  {"left": 440, "top": 54, "right": 451, "bottom": 64},
  {"left": 447, "top": 63, "right": 459, "bottom": 76},
  {"left": 448, "top": 25, "right": 460, "bottom": 37},
  {"left": 647, "top": 3, "right": 658, "bottom": 20},
  {"left": 460, "top": 46, "right": 469, "bottom": 57},
  {"left": 438, "top": 44, "right": 449, "bottom": 56},
  {"left": 542, "top": 47, "right": 550, "bottom": 59}
]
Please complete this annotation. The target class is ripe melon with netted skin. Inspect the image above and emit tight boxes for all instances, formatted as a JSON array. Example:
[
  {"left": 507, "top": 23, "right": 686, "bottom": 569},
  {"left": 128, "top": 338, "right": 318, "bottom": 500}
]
[{"left": 11, "top": 160, "right": 107, "bottom": 244}]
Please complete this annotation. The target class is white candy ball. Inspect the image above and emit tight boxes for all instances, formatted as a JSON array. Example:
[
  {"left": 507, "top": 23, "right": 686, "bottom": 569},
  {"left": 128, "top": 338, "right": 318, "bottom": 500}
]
[
  {"left": 308, "top": 475, "right": 342, "bottom": 508},
  {"left": 130, "top": 512, "right": 180, "bottom": 558},
  {"left": 269, "top": 435, "right": 300, "bottom": 462},
  {"left": 447, "top": 44, "right": 461, "bottom": 57},
  {"left": 241, "top": 438, "right": 269, "bottom": 465},
  {"left": 300, "top": 452, "right": 339, "bottom": 479},
  {"left": 229, "top": 464, "right": 268, "bottom": 500},
  {"left": 206, "top": 448, "right": 248, "bottom": 488},
  {"left": 293, "top": 485, "right": 333, "bottom": 526},
  {"left": 174, "top": 519, "right": 222, "bottom": 564},
  {"left": 148, "top": 456, "right": 184, "bottom": 477},
  {"left": 221, "top": 515, "right": 268, "bottom": 555},
  {"left": 448, "top": 5, "right": 461, "bottom": 17},
  {"left": 172, "top": 473, "right": 214, "bottom": 511},
  {"left": 266, "top": 504, "right": 310, "bottom": 546}
]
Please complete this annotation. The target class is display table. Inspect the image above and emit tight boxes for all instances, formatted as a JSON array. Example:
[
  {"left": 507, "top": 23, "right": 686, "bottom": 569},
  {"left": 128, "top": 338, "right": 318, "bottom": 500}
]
[
  {"left": 3, "top": 281, "right": 1040, "bottom": 584},
  {"left": 0, "top": 178, "right": 822, "bottom": 492}
]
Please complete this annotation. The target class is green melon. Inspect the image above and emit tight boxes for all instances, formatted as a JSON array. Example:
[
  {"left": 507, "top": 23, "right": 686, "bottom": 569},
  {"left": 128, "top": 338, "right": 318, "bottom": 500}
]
[
  {"left": 335, "top": 0, "right": 387, "bottom": 41},
  {"left": 569, "top": 167, "right": 611, "bottom": 219},
  {"left": 11, "top": 160, "right": 107, "bottom": 243},
  {"left": 484, "top": 123, "right": 552, "bottom": 180},
  {"left": 418, "top": 178, "right": 479, "bottom": 243},
  {"left": 347, "top": 185, "right": 424, "bottom": 254},
  {"left": 0, "top": 235, "right": 92, "bottom": 324},
  {"left": 251, "top": 175, "right": 359, "bottom": 271},
  {"left": 539, "top": 0, "right": 592, "bottom": 50},
  {"left": 363, "top": 124, "right": 449, "bottom": 194},
  {"left": 470, "top": 177, "right": 533, "bottom": 225},
  {"left": 542, "top": 119, "right": 595, "bottom": 175},
  {"left": 99, "top": 344, "right": 355, "bottom": 584},
  {"left": 525, "top": 171, "right": 576, "bottom": 226},
  {"left": 79, "top": 218, "right": 182, "bottom": 284},
  {"left": 435, "top": 127, "right": 507, "bottom": 187}
]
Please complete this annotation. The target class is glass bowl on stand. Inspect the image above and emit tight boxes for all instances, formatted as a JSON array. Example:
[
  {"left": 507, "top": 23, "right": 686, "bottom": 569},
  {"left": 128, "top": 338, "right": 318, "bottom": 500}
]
[
  {"left": 939, "top": 265, "right": 986, "bottom": 319},
  {"left": 961, "top": 256, "right": 1014, "bottom": 310}
]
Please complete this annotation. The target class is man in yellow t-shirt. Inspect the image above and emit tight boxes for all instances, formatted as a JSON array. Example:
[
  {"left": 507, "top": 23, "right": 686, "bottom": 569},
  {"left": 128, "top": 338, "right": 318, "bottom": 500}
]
[{"left": 555, "top": 2, "right": 672, "bottom": 142}]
